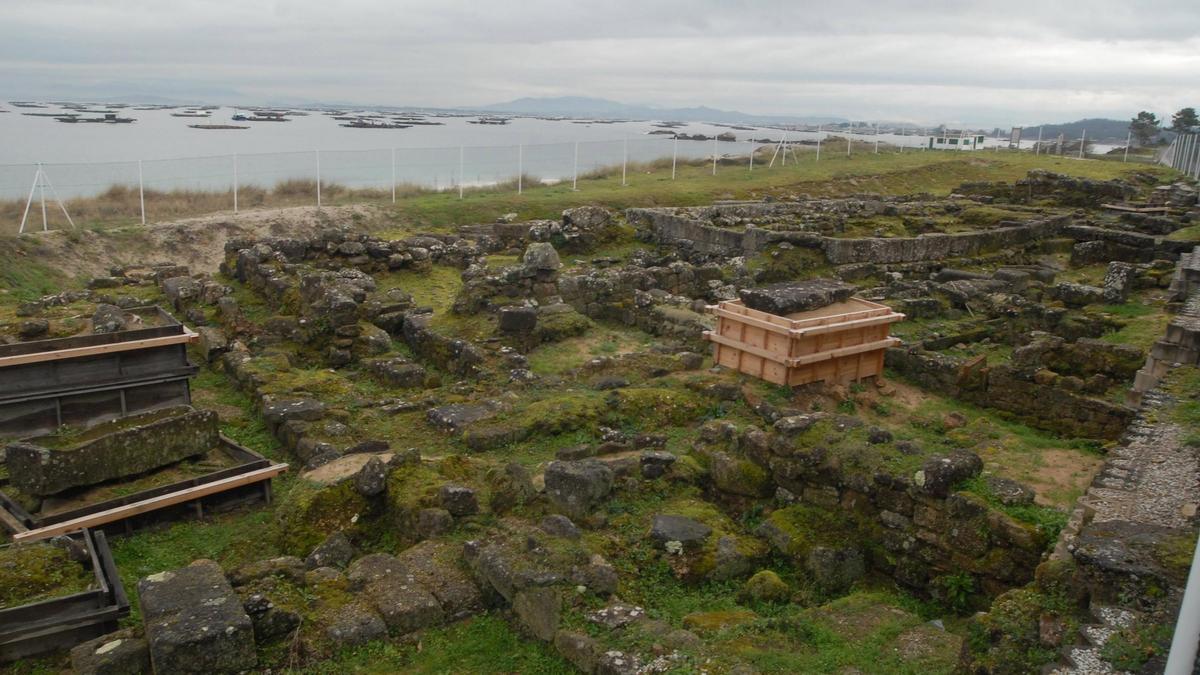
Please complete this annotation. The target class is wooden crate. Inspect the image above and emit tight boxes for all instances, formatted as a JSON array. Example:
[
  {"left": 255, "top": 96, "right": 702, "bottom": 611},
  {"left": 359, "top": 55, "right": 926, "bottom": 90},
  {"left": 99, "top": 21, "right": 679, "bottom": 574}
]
[
  {"left": 0, "top": 529, "right": 129, "bottom": 662},
  {"left": 704, "top": 297, "right": 904, "bottom": 386},
  {"left": 0, "top": 436, "right": 288, "bottom": 543},
  {"left": 0, "top": 306, "right": 198, "bottom": 438}
]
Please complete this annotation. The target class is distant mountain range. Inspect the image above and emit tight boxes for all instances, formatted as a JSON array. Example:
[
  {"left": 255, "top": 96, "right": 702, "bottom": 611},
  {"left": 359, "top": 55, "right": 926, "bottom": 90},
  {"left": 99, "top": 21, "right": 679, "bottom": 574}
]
[
  {"left": 475, "top": 96, "right": 846, "bottom": 125},
  {"left": 1016, "top": 118, "right": 1136, "bottom": 143}
]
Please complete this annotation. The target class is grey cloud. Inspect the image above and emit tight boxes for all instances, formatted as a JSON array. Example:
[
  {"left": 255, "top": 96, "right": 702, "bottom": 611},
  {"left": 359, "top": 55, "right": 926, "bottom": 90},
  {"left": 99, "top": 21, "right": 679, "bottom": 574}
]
[{"left": 0, "top": 0, "right": 1197, "bottom": 126}]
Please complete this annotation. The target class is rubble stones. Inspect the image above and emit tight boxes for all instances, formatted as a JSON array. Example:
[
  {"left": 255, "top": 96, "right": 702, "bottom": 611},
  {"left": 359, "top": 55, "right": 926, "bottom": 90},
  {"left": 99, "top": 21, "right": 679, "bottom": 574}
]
[
  {"left": 138, "top": 560, "right": 256, "bottom": 674},
  {"left": 806, "top": 546, "right": 866, "bottom": 593},
  {"left": 325, "top": 603, "right": 388, "bottom": 648},
  {"left": 439, "top": 484, "right": 479, "bottom": 516},
  {"left": 69, "top": 629, "right": 150, "bottom": 675},
  {"left": 914, "top": 451, "right": 984, "bottom": 498},
  {"left": 586, "top": 602, "right": 646, "bottom": 630},
  {"left": 17, "top": 318, "right": 48, "bottom": 340},
  {"left": 161, "top": 276, "right": 201, "bottom": 309},
  {"left": 544, "top": 459, "right": 615, "bottom": 519},
  {"left": 91, "top": 304, "right": 127, "bottom": 333},
  {"left": 305, "top": 531, "right": 354, "bottom": 570},
  {"left": 523, "top": 242, "right": 562, "bottom": 273},
  {"left": 1103, "top": 261, "right": 1136, "bottom": 303},
  {"left": 540, "top": 514, "right": 582, "bottom": 539},
  {"left": 354, "top": 456, "right": 389, "bottom": 497},
  {"left": 1051, "top": 282, "right": 1106, "bottom": 308},
  {"left": 555, "top": 630, "right": 601, "bottom": 673},
  {"left": 499, "top": 306, "right": 538, "bottom": 333},
  {"left": 640, "top": 451, "right": 677, "bottom": 479},
  {"left": 650, "top": 515, "right": 712, "bottom": 550},
  {"left": 985, "top": 476, "right": 1036, "bottom": 506},
  {"left": 417, "top": 508, "right": 455, "bottom": 538},
  {"left": 514, "top": 586, "right": 561, "bottom": 641}
]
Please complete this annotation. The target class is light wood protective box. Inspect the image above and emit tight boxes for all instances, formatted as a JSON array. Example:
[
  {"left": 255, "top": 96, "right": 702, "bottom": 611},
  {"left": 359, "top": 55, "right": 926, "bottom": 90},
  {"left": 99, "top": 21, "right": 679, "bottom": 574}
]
[{"left": 704, "top": 297, "right": 904, "bottom": 386}]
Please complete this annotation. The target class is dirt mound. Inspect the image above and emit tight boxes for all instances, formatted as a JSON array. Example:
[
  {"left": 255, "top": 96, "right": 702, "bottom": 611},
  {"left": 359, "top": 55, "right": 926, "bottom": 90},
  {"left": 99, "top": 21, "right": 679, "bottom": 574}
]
[{"left": 1, "top": 204, "right": 382, "bottom": 280}]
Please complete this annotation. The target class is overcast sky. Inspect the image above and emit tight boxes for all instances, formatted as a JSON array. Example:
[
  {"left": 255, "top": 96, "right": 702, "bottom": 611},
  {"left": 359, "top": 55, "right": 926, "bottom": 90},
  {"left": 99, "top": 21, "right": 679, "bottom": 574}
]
[{"left": 2, "top": 0, "right": 1198, "bottom": 127}]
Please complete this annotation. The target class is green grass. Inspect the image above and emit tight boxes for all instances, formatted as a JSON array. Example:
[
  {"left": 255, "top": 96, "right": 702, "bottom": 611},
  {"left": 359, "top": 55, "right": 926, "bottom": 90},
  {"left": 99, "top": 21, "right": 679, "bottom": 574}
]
[
  {"left": 365, "top": 152, "right": 1173, "bottom": 232},
  {"left": 295, "top": 613, "right": 572, "bottom": 674},
  {"left": 110, "top": 364, "right": 294, "bottom": 624}
]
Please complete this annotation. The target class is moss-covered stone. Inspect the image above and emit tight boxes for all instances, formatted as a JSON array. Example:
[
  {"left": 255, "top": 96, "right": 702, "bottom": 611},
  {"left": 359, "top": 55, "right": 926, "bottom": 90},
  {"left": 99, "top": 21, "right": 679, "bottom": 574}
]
[
  {"left": 274, "top": 480, "right": 374, "bottom": 556},
  {"left": 741, "top": 570, "right": 789, "bottom": 603},
  {"left": 0, "top": 544, "right": 93, "bottom": 608}
]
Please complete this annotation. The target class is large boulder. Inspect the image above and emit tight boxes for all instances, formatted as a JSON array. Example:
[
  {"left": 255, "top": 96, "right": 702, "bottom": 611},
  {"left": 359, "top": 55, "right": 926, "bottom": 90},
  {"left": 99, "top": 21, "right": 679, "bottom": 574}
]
[
  {"left": 138, "top": 560, "right": 256, "bottom": 673},
  {"left": 522, "top": 242, "right": 562, "bottom": 273},
  {"left": 738, "top": 279, "right": 856, "bottom": 315},
  {"left": 543, "top": 459, "right": 614, "bottom": 519}
]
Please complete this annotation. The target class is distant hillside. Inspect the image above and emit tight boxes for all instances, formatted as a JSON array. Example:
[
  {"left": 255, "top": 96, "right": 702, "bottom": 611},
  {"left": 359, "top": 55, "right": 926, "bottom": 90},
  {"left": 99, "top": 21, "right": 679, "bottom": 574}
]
[
  {"left": 475, "top": 96, "right": 845, "bottom": 125},
  {"left": 1017, "top": 118, "right": 1133, "bottom": 142}
]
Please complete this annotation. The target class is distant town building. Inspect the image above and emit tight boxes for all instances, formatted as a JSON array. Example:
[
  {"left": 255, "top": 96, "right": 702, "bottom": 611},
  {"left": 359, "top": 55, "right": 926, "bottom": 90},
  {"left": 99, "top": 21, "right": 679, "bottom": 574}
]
[{"left": 928, "top": 131, "right": 985, "bottom": 149}]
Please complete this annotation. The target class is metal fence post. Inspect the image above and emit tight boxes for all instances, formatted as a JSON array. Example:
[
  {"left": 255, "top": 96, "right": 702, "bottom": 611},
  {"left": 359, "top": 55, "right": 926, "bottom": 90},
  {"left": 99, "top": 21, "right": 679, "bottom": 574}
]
[
  {"left": 1124, "top": 131, "right": 1132, "bottom": 162},
  {"left": 315, "top": 150, "right": 322, "bottom": 207},
  {"left": 391, "top": 148, "right": 396, "bottom": 203},
  {"left": 874, "top": 123, "right": 880, "bottom": 154},
  {"left": 233, "top": 154, "right": 239, "bottom": 213},
  {"left": 1165, "top": 530, "right": 1200, "bottom": 674},
  {"left": 518, "top": 144, "right": 523, "bottom": 195},
  {"left": 622, "top": 138, "right": 628, "bottom": 186},
  {"left": 847, "top": 123, "right": 852, "bottom": 157},
  {"left": 573, "top": 141, "right": 579, "bottom": 191},
  {"left": 458, "top": 146, "right": 464, "bottom": 200},
  {"left": 138, "top": 159, "right": 146, "bottom": 225},
  {"left": 671, "top": 136, "right": 677, "bottom": 179},
  {"left": 749, "top": 142, "right": 754, "bottom": 171},
  {"left": 39, "top": 164, "right": 48, "bottom": 231},
  {"left": 816, "top": 126, "right": 822, "bottom": 162},
  {"left": 1078, "top": 130, "right": 1086, "bottom": 159}
]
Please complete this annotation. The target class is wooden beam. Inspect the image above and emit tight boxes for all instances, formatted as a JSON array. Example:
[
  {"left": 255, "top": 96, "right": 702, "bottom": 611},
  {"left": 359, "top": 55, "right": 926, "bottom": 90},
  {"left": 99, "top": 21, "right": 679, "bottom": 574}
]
[
  {"left": 788, "top": 338, "right": 901, "bottom": 366},
  {"left": 703, "top": 331, "right": 790, "bottom": 365},
  {"left": 0, "top": 330, "right": 198, "bottom": 369},
  {"left": 0, "top": 506, "right": 28, "bottom": 535},
  {"left": 12, "top": 463, "right": 288, "bottom": 542},
  {"left": 792, "top": 312, "right": 905, "bottom": 337}
]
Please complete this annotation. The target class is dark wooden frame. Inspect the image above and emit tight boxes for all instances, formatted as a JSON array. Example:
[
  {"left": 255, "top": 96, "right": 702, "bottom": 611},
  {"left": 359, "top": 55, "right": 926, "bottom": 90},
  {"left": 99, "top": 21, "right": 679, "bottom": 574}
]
[
  {"left": 0, "top": 306, "right": 199, "bottom": 439},
  {"left": 0, "top": 529, "right": 129, "bottom": 662},
  {"left": 0, "top": 436, "right": 285, "bottom": 541}
]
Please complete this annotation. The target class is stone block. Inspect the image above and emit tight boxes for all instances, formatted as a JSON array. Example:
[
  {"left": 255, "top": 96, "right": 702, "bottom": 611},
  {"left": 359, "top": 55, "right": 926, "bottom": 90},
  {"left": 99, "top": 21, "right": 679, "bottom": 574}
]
[
  {"left": 8, "top": 406, "right": 217, "bottom": 496},
  {"left": 138, "top": 560, "right": 256, "bottom": 674}
]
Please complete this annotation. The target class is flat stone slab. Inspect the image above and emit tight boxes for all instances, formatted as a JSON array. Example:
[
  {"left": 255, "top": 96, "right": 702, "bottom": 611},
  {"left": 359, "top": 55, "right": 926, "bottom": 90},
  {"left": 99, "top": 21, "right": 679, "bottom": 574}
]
[
  {"left": 738, "top": 279, "right": 856, "bottom": 315},
  {"left": 138, "top": 560, "right": 256, "bottom": 674},
  {"left": 7, "top": 406, "right": 218, "bottom": 496}
]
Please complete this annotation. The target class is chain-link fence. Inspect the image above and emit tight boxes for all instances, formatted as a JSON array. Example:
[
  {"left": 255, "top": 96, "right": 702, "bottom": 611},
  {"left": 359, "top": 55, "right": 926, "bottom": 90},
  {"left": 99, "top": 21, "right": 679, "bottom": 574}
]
[{"left": 1161, "top": 133, "right": 1200, "bottom": 179}]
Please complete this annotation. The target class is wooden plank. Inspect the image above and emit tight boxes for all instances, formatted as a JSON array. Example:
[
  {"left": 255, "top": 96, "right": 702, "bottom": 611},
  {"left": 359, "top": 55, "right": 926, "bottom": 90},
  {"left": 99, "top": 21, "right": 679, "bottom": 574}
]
[
  {"left": 0, "top": 507, "right": 27, "bottom": 535},
  {"left": 0, "top": 330, "right": 197, "bottom": 369},
  {"left": 703, "top": 332, "right": 791, "bottom": 365},
  {"left": 710, "top": 307, "right": 795, "bottom": 337},
  {"left": 13, "top": 464, "right": 289, "bottom": 542},
  {"left": 787, "top": 338, "right": 901, "bottom": 366},
  {"left": 793, "top": 312, "right": 905, "bottom": 337}
]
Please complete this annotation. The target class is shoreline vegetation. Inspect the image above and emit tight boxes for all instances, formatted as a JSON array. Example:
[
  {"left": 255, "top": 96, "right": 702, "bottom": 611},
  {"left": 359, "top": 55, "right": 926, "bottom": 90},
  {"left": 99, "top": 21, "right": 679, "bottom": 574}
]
[{"left": 0, "top": 142, "right": 1161, "bottom": 237}]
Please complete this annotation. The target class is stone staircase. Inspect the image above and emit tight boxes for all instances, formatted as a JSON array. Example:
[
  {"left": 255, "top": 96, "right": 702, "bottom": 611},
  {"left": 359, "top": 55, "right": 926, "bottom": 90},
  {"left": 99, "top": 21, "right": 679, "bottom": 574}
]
[
  {"left": 1048, "top": 605, "right": 1140, "bottom": 675},
  {"left": 1130, "top": 245, "right": 1200, "bottom": 405}
]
